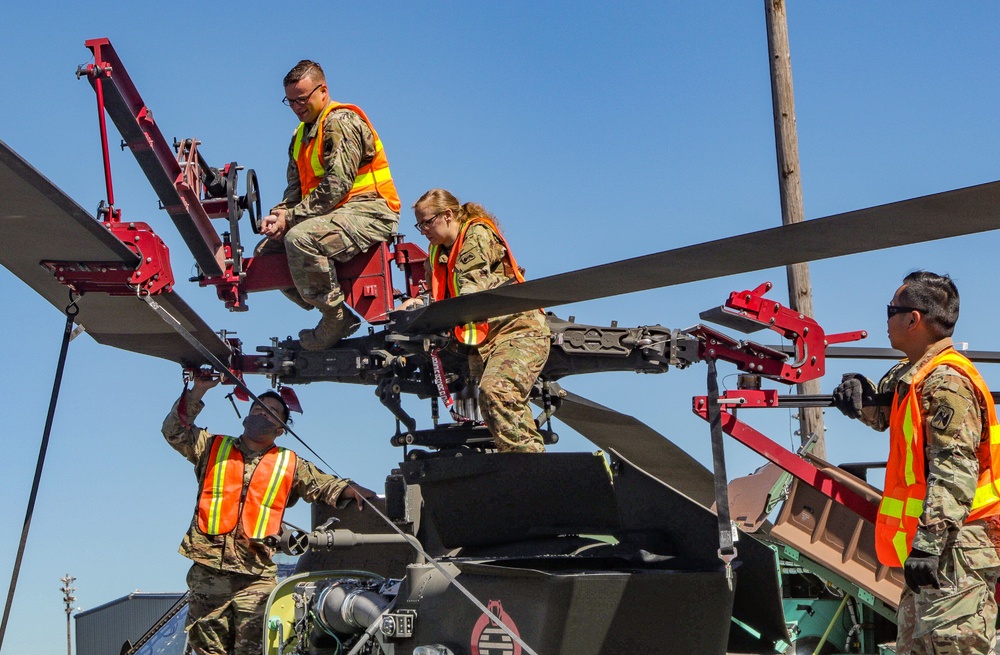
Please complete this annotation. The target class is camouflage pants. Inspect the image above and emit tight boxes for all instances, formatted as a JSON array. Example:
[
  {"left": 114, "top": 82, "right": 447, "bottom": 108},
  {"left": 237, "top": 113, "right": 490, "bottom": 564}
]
[
  {"left": 895, "top": 530, "right": 1000, "bottom": 655},
  {"left": 469, "top": 333, "right": 549, "bottom": 453},
  {"left": 185, "top": 562, "right": 277, "bottom": 655},
  {"left": 283, "top": 202, "right": 396, "bottom": 313}
]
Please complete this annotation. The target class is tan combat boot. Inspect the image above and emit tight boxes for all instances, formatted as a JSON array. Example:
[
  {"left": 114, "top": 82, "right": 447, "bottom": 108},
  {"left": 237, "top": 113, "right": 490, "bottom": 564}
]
[{"left": 298, "top": 305, "right": 361, "bottom": 350}]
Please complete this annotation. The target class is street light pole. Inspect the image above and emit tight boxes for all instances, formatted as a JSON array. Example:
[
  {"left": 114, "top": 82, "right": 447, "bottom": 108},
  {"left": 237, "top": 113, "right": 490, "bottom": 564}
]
[{"left": 60, "top": 574, "right": 76, "bottom": 655}]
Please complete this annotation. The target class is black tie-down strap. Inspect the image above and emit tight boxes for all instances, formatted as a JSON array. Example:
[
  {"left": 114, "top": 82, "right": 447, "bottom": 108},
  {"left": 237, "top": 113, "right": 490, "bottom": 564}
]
[
  {"left": 706, "top": 358, "right": 737, "bottom": 589},
  {"left": 0, "top": 297, "right": 78, "bottom": 650}
]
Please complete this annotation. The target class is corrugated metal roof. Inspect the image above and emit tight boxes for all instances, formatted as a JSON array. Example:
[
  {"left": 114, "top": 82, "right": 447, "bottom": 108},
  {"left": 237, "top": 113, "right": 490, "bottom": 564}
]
[{"left": 75, "top": 592, "right": 184, "bottom": 655}]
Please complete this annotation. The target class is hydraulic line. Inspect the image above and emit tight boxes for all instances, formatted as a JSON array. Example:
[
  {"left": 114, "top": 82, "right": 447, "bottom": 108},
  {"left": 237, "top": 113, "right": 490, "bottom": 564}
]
[{"left": 0, "top": 297, "right": 79, "bottom": 651}]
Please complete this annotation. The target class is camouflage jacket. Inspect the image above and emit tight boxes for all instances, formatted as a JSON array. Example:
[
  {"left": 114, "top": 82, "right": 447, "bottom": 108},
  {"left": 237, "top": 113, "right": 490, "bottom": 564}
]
[
  {"left": 161, "top": 394, "right": 350, "bottom": 577},
  {"left": 859, "top": 338, "right": 994, "bottom": 555},
  {"left": 271, "top": 104, "right": 398, "bottom": 245},
  {"left": 429, "top": 222, "right": 549, "bottom": 356}
]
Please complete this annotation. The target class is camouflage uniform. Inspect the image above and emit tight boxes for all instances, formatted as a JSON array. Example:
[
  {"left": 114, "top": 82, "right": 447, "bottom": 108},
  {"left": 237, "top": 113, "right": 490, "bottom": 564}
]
[
  {"left": 433, "top": 222, "right": 550, "bottom": 452},
  {"left": 261, "top": 105, "right": 399, "bottom": 313},
  {"left": 857, "top": 339, "right": 1000, "bottom": 655},
  {"left": 162, "top": 394, "right": 351, "bottom": 655}
]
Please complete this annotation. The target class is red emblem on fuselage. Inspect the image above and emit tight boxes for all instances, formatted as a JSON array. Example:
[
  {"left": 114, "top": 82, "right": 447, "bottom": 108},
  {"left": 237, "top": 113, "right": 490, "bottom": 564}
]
[{"left": 470, "top": 599, "right": 522, "bottom": 655}]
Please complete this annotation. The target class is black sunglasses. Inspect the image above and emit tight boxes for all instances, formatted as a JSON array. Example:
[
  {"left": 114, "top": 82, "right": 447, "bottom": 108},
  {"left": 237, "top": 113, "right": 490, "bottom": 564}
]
[{"left": 886, "top": 304, "right": 925, "bottom": 320}]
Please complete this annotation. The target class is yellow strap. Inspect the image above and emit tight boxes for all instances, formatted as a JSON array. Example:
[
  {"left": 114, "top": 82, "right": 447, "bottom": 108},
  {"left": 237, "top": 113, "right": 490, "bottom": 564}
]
[
  {"left": 352, "top": 165, "right": 394, "bottom": 189},
  {"left": 250, "top": 448, "right": 294, "bottom": 539},
  {"left": 880, "top": 496, "right": 904, "bottom": 519},
  {"left": 902, "top": 402, "right": 917, "bottom": 486},
  {"left": 207, "top": 437, "right": 235, "bottom": 534},
  {"left": 973, "top": 480, "right": 1000, "bottom": 510},
  {"left": 904, "top": 497, "right": 924, "bottom": 518},
  {"left": 892, "top": 530, "right": 910, "bottom": 564}
]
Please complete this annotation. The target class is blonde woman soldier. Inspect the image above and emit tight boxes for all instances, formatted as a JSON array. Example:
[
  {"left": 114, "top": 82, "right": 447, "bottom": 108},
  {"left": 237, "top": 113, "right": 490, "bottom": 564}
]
[{"left": 400, "top": 189, "right": 550, "bottom": 453}]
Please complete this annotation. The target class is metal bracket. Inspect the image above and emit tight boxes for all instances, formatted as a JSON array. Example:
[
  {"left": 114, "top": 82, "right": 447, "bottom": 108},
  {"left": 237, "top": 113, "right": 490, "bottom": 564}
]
[{"left": 41, "top": 220, "right": 174, "bottom": 296}]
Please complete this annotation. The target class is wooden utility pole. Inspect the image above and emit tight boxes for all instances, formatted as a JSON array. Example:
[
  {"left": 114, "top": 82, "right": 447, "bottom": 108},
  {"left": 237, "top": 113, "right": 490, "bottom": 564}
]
[{"left": 764, "top": 0, "right": 827, "bottom": 458}]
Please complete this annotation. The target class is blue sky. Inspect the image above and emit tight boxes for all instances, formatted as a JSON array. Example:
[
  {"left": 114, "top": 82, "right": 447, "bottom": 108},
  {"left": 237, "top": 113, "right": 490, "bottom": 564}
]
[{"left": 2, "top": 3, "right": 999, "bottom": 653}]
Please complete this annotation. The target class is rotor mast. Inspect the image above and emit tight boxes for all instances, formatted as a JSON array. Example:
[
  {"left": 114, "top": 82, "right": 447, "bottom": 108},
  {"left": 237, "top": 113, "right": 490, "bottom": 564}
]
[{"left": 765, "top": 0, "right": 827, "bottom": 457}]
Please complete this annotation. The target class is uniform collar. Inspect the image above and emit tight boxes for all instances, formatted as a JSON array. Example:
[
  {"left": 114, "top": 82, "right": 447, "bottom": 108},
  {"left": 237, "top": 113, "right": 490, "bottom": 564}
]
[
  {"left": 302, "top": 101, "right": 336, "bottom": 137},
  {"left": 897, "top": 337, "right": 955, "bottom": 385},
  {"left": 235, "top": 436, "right": 275, "bottom": 458}
]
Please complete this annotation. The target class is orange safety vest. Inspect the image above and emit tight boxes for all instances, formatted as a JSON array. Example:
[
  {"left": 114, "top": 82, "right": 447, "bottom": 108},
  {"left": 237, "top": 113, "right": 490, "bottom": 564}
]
[
  {"left": 291, "top": 102, "right": 401, "bottom": 212},
  {"left": 428, "top": 217, "right": 526, "bottom": 345},
  {"left": 876, "top": 348, "right": 1000, "bottom": 566},
  {"left": 197, "top": 436, "right": 298, "bottom": 540}
]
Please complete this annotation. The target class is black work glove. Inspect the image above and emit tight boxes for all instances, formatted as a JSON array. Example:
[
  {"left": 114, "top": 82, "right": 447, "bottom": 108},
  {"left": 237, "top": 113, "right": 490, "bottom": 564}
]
[
  {"left": 831, "top": 373, "right": 877, "bottom": 419},
  {"left": 903, "top": 548, "right": 941, "bottom": 593}
]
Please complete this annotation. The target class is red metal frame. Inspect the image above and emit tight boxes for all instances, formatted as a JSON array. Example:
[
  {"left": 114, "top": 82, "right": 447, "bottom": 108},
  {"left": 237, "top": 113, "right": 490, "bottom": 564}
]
[
  {"left": 392, "top": 239, "right": 429, "bottom": 299},
  {"left": 41, "top": 222, "right": 175, "bottom": 296},
  {"left": 80, "top": 38, "right": 429, "bottom": 320},
  {"left": 691, "top": 281, "right": 866, "bottom": 383},
  {"left": 689, "top": 282, "right": 878, "bottom": 522},
  {"left": 83, "top": 38, "right": 226, "bottom": 277},
  {"left": 692, "top": 391, "right": 878, "bottom": 522},
  {"left": 210, "top": 239, "right": 429, "bottom": 323}
]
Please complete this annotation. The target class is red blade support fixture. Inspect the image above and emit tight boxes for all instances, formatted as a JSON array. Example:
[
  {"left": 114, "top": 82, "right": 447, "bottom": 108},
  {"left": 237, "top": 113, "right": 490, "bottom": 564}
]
[
  {"left": 690, "top": 282, "right": 878, "bottom": 523},
  {"left": 82, "top": 37, "right": 225, "bottom": 278},
  {"left": 66, "top": 38, "right": 429, "bottom": 317}
]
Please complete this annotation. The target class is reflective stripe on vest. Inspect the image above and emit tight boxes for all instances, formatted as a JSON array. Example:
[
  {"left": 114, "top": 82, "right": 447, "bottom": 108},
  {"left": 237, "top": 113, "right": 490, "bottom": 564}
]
[
  {"left": 197, "top": 436, "right": 297, "bottom": 540},
  {"left": 291, "top": 102, "right": 401, "bottom": 212},
  {"left": 428, "top": 217, "right": 527, "bottom": 344},
  {"left": 198, "top": 436, "right": 242, "bottom": 535},
  {"left": 876, "top": 348, "right": 1000, "bottom": 566},
  {"left": 242, "top": 446, "right": 297, "bottom": 539}
]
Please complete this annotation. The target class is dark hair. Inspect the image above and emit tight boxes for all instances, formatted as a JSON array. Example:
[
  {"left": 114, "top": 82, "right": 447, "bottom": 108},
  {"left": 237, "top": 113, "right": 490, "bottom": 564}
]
[
  {"left": 283, "top": 60, "right": 325, "bottom": 87},
  {"left": 256, "top": 391, "right": 292, "bottom": 425},
  {"left": 898, "top": 270, "right": 960, "bottom": 338}
]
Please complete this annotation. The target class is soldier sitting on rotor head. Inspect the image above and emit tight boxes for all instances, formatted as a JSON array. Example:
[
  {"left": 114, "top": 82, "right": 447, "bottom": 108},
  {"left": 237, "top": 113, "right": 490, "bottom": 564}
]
[
  {"left": 400, "top": 188, "right": 550, "bottom": 453},
  {"left": 259, "top": 59, "right": 400, "bottom": 350}
]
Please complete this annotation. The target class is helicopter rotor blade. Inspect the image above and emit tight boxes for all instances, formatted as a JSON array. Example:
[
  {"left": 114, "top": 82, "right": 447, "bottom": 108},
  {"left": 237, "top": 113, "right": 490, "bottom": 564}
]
[
  {"left": 0, "top": 139, "right": 230, "bottom": 367},
  {"left": 787, "top": 345, "right": 1000, "bottom": 364},
  {"left": 396, "top": 179, "right": 1000, "bottom": 333},
  {"left": 541, "top": 389, "right": 716, "bottom": 509}
]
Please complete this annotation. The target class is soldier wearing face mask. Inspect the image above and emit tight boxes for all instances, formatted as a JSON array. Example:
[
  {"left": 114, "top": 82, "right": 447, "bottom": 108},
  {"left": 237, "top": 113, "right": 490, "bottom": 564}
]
[{"left": 161, "top": 374, "right": 375, "bottom": 655}]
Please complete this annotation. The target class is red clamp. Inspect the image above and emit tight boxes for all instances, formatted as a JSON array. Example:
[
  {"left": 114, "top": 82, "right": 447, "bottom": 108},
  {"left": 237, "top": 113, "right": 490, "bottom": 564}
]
[
  {"left": 42, "top": 219, "right": 175, "bottom": 296},
  {"left": 693, "top": 281, "right": 866, "bottom": 384}
]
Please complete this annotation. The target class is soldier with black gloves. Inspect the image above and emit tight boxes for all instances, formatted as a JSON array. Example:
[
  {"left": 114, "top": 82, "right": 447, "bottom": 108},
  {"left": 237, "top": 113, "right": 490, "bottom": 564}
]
[{"left": 831, "top": 271, "right": 1000, "bottom": 655}]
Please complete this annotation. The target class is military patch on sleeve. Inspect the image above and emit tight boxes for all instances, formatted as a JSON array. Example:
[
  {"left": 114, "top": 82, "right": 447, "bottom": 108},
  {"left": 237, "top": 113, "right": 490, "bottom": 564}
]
[
  {"left": 459, "top": 251, "right": 476, "bottom": 265},
  {"left": 930, "top": 404, "right": 956, "bottom": 431}
]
